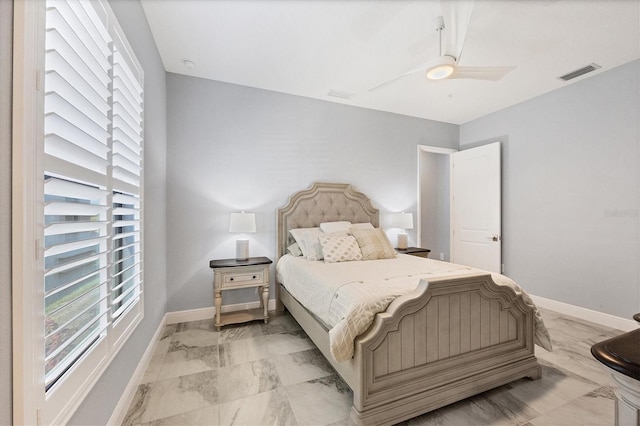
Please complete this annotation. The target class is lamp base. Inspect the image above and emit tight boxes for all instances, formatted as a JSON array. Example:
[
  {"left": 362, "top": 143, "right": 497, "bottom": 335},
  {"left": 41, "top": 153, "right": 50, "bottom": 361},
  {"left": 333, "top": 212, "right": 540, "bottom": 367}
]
[
  {"left": 397, "top": 233, "right": 408, "bottom": 250},
  {"left": 236, "top": 239, "right": 249, "bottom": 260}
]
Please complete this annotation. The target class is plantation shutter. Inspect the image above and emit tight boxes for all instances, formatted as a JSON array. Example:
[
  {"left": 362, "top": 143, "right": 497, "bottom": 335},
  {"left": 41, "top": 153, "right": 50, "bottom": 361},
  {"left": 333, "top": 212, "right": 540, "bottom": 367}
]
[
  {"left": 42, "top": 0, "right": 144, "bottom": 391},
  {"left": 43, "top": 0, "right": 112, "bottom": 389},
  {"left": 111, "top": 29, "right": 143, "bottom": 321}
]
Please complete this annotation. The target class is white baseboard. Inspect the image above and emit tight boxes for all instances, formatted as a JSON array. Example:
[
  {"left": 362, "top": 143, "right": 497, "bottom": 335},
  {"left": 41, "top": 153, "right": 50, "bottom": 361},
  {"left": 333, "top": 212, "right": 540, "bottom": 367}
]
[
  {"left": 531, "top": 294, "right": 637, "bottom": 332},
  {"left": 165, "top": 306, "right": 215, "bottom": 324},
  {"left": 107, "top": 315, "right": 167, "bottom": 426},
  {"left": 165, "top": 299, "right": 277, "bottom": 324}
]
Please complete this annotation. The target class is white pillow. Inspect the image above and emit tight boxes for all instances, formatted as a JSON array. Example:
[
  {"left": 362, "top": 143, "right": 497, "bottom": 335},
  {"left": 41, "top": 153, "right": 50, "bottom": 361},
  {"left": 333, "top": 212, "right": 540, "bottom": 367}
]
[
  {"left": 319, "top": 234, "right": 362, "bottom": 263},
  {"left": 289, "top": 227, "right": 318, "bottom": 259},
  {"left": 351, "top": 223, "right": 374, "bottom": 230},
  {"left": 286, "top": 242, "right": 303, "bottom": 257},
  {"left": 320, "top": 221, "right": 352, "bottom": 233},
  {"left": 289, "top": 227, "right": 328, "bottom": 260}
]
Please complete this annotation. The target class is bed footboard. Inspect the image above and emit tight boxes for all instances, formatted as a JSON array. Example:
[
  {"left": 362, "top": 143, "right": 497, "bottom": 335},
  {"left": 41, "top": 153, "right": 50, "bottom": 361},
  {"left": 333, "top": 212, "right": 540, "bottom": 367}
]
[{"left": 350, "top": 273, "right": 541, "bottom": 425}]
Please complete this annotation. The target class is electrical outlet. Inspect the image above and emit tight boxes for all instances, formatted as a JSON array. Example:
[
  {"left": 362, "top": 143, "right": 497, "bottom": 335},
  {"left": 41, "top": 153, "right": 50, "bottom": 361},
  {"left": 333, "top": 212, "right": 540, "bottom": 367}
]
[{"left": 440, "top": 253, "right": 445, "bottom": 260}]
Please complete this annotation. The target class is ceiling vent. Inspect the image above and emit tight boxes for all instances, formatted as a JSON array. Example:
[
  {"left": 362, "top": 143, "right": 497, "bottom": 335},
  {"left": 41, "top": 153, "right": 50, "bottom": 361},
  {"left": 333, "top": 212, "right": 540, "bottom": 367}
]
[{"left": 558, "top": 63, "right": 601, "bottom": 82}]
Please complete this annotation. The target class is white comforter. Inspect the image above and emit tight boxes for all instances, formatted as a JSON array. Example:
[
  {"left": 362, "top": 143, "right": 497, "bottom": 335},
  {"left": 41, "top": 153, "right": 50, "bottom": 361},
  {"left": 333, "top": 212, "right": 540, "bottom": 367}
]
[{"left": 277, "top": 254, "right": 552, "bottom": 362}]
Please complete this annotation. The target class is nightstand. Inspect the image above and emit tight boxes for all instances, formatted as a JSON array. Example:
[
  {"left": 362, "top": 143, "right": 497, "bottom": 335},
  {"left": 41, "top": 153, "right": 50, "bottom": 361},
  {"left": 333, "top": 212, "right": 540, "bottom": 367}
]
[
  {"left": 396, "top": 247, "right": 431, "bottom": 258},
  {"left": 209, "top": 256, "right": 272, "bottom": 331}
]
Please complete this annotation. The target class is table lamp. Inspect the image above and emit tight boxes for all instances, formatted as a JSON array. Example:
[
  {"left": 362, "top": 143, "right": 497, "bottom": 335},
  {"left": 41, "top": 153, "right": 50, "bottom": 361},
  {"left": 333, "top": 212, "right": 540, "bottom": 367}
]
[
  {"left": 229, "top": 212, "right": 256, "bottom": 260},
  {"left": 390, "top": 212, "right": 413, "bottom": 249}
]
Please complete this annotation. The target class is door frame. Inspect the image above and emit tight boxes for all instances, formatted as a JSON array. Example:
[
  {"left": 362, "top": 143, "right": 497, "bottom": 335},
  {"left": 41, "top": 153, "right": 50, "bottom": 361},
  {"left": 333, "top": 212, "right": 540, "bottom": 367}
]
[{"left": 416, "top": 145, "right": 457, "bottom": 249}]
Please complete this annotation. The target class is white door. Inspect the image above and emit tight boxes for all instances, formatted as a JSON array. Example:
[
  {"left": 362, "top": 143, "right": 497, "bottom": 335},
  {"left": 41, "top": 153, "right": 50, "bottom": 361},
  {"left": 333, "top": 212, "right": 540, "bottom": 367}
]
[{"left": 450, "top": 142, "right": 501, "bottom": 273}]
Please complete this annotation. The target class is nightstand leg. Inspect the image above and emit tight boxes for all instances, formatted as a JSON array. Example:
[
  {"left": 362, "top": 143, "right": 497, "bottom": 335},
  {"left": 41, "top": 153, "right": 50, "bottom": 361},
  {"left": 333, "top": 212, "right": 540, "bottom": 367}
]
[
  {"left": 261, "top": 285, "right": 269, "bottom": 323},
  {"left": 214, "top": 288, "right": 222, "bottom": 331}
]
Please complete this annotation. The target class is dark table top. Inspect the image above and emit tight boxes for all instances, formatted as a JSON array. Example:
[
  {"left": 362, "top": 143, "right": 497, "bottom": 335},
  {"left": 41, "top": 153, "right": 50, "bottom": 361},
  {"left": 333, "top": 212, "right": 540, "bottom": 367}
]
[
  {"left": 396, "top": 247, "right": 431, "bottom": 253},
  {"left": 591, "top": 328, "right": 640, "bottom": 381},
  {"left": 209, "top": 256, "right": 272, "bottom": 269}
]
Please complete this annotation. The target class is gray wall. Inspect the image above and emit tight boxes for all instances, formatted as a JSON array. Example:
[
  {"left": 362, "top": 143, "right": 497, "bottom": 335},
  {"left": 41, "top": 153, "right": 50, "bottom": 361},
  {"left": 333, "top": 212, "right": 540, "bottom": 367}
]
[
  {"left": 1, "top": 1, "right": 13, "bottom": 424},
  {"left": 166, "top": 73, "right": 459, "bottom": 312},
  {"left": 460, "top": 60, "right": 640, "bottom": 319},
  {"left": 419, "top": 151, "right": 450, "bottom": 261},
  {"left": 68, "top": 0, "right": 168, "bottom": 424}
]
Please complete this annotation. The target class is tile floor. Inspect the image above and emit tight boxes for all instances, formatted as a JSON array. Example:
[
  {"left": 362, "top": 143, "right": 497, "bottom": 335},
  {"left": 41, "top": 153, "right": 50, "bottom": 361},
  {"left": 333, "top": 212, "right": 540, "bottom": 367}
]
[{"left": 122, "top": 308, "right": 625, "bottom": 425}]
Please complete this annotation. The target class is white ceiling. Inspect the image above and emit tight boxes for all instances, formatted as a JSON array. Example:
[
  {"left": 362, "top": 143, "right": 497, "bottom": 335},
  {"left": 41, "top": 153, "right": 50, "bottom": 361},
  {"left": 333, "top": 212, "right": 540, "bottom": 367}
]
[{"left": 140, "top": 0, "right": 640, "bottom": 125}]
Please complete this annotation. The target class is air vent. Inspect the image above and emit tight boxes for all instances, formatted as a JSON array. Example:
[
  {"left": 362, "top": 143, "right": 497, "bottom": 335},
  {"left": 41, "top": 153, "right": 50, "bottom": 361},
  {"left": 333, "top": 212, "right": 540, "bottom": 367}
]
[{"left": 558, "top": 63, "right": 601, "bottom": 81}]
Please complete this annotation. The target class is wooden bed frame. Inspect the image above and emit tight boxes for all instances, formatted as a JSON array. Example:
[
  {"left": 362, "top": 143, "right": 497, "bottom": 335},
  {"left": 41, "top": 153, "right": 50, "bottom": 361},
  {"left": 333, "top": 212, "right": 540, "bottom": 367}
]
[{"left": 276, "top": 182, "right": 541, "bottom": 425}]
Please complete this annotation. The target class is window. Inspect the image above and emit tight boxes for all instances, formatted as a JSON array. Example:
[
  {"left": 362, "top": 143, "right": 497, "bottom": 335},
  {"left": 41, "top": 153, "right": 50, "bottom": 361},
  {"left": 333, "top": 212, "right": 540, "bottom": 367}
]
[{"left": 12, "top": 0, "right": 143, "bottom": 423}]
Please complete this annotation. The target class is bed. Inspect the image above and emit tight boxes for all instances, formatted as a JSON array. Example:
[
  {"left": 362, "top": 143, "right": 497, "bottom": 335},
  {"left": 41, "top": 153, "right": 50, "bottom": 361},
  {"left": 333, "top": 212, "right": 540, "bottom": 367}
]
[{"left": 276, "top": 182, "right": 549, "bottom": 425}]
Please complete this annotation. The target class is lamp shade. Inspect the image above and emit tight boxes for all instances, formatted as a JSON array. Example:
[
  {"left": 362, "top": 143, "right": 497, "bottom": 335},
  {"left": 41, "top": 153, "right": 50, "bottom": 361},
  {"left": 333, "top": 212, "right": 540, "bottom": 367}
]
[
  {"left": 390, "top": 212, "right": 413, "bottom": 230},
  {"left": 229, "top": 212, "right": 256, "bottom": 233}
]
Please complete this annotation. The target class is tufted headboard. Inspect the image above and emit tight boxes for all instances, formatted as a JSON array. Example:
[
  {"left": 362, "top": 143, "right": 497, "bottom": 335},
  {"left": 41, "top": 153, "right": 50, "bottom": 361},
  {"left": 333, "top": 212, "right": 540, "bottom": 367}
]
[{"left": 276, "top": 182, "right": 379, "bottom": 260}]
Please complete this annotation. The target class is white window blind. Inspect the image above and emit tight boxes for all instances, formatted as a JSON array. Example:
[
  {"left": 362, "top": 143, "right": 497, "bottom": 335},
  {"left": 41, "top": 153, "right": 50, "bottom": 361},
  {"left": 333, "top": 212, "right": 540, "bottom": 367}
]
[
  {"left": 111, "top": 28, "right": 143, "bottom": 322},
  {"left": 43, "top": 0, "right": 143, "bottom": 393}
]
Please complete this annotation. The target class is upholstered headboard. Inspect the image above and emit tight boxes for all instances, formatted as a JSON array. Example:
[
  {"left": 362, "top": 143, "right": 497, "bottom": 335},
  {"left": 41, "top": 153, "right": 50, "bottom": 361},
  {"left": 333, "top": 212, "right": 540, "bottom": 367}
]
[{"left": 276, "top": 182, "right": 379, "bottom": 259}]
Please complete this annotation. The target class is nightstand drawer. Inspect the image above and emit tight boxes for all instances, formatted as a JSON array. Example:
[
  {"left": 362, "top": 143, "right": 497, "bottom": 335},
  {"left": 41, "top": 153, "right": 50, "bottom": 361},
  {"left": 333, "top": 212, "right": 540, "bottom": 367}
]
[{"left": 223, "top": 270, "right": 264, "bottom": 286}]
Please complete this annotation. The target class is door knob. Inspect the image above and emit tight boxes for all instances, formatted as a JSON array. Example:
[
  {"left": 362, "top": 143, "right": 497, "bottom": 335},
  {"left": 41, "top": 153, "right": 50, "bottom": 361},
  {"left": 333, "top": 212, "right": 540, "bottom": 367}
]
[{"left": 487, "top": 235, "right": 500, "bottom": 242}]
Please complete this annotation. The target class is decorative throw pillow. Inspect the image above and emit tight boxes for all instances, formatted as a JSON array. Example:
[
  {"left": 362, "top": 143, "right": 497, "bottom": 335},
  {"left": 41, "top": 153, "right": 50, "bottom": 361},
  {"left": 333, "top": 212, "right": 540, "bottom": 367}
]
[
  {"left": 319, "top": 221, "right": 352, "bottom": 233},
  {"left": 289, "top": 228, "right": 346, "bottom": 261},
  {"left": 350, "top": 228, "right": 396, "bottom": 260},
  {"left": 319, "top": 235, "right": 363, "bottom": 263}
]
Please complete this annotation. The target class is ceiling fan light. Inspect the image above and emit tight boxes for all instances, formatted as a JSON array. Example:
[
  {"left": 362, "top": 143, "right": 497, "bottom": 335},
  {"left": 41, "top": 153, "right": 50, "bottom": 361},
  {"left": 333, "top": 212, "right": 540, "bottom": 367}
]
[{"left": 427, "top": 64, "right": 455, "bottom": 80}]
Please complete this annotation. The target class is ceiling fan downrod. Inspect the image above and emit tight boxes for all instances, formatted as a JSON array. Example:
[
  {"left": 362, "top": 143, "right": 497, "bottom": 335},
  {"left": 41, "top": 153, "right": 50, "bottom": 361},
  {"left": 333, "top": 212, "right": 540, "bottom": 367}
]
[{"left": 434, "top": 15, "right": 445, "bottom": 57}]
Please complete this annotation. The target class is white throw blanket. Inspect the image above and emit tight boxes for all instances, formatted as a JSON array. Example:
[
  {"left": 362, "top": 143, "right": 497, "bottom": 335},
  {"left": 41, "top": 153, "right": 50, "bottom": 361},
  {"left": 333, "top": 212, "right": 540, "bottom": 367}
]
[{"left": 277, "top": 254, "right": 552, "bottom": 362}]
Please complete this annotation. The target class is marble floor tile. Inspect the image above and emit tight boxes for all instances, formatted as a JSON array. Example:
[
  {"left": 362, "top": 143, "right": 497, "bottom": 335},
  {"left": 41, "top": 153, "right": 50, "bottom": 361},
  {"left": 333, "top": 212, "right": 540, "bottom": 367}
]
[
  {"left": 157, "top": 345, "right": 219, "bottom": 380},
  {"left": 218, "top": 387, "right": 297, "bottom": 426},
  {"left": 503, "top": 360, "right": 602, "bottom": 414},
  {"left": 123, "top": 370, "right": 219, "bottom": 424},
  {"left": 160, "top": 323, "right": 177, "bottom": 338},
  {"left": 285, "top": 375, "right": 353, "bottom": 426},
  {"left": 169, "top": 328, "right": 219, "bottom": 351},
  {"left": 264, "top": 330, "right": 315, "bottom": 355},
  {"left": 136, "top": 405, "right": 219, "bottom": 426},
  {"left": 261, "top": 312, "right": 303, "bottom": 336},
  {"left": 406, "top": 384, "right": 541, "bottom": 426},
  {"left": 541, "top": 313, "right": 621, "bottom": 347},
  {"left": 218, "top": 322, "right": 264, "bottom": 343},
  {"left": 272, "top": 348, "right": 335, "bottom": 386},
  {"left": 154, "top": 324, "right": 177, "bottom": 355},
  {"left": 535, "top": 340, "right": 614, "bottom": 386},
  {"left": 176, "top": 318, "right": 217, "bottom": 333},
  {"left": 139, "top": 351, "right": 166, "bottom": 385},
  {"left": 528, "top": 386, "right": 616, "bottom": 426},
  {"left": 217, "top": 358, "right": 281, "bottom": 402},
  {"left": 138, "top": 325, "right": 177, "bottom": 384},
  {"left": 324, "top": 419, "right": 357, "bottom": 426},
  {"left": 125, "top": 310, "right": 626, "bottom": 426},
  {"left": 219, "top": 336, "right": 269, "bottom": 367}
]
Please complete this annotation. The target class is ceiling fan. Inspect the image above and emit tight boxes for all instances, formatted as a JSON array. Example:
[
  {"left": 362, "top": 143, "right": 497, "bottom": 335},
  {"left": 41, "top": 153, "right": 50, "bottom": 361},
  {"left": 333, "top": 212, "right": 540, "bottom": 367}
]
[{"left": 369, "top": 2, "right": 516, "bottom": 92}]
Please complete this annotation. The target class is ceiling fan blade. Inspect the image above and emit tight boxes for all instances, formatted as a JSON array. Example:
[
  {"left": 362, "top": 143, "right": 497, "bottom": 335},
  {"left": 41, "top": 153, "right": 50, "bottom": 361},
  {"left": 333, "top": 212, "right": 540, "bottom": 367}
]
[
  {"left": 368, "top": 59, "right": 438, "bottom": 92},
  {"left": 450, "top": 66, "right": 516, "bottom": 81},
  {"left": 439, "top": 0, "right": 475, "bottom": 61}
]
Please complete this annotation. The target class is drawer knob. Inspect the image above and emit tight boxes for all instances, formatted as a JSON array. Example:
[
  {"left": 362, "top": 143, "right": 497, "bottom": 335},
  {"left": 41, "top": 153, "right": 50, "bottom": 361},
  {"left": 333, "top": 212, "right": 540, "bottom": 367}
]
[
  {"left": 230, "top": 277, "right": 234, "bottom": 281},
  {"left": 253, "top": 275, "right": 257, "bottom": 279}
]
